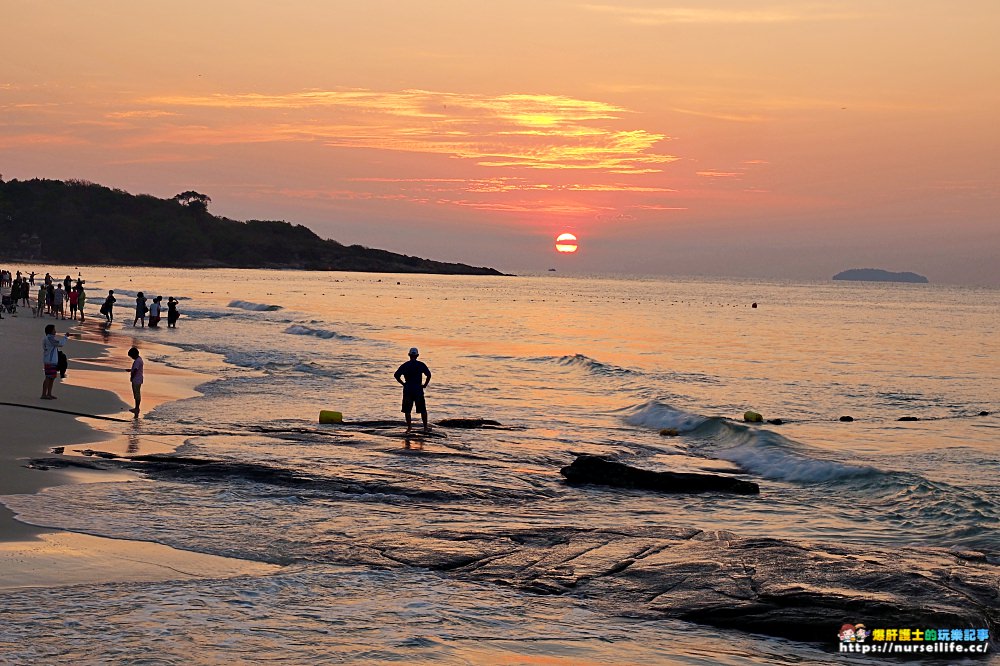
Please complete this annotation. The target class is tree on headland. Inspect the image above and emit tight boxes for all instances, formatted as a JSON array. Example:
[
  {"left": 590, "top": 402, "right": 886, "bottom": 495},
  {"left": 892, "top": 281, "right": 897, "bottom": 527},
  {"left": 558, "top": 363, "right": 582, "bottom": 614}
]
[
  {"left": 0, "top": 177, "right": 504, "bottom": 274},
  {"left": 171, "top": 191, "right": 212, "bottom": 214}
]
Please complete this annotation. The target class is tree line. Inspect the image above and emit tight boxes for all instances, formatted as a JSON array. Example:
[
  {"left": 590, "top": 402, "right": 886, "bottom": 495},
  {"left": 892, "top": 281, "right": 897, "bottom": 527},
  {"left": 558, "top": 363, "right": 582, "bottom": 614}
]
[{"left": 0, "top": 178, "right": 503, "bottom": 275}]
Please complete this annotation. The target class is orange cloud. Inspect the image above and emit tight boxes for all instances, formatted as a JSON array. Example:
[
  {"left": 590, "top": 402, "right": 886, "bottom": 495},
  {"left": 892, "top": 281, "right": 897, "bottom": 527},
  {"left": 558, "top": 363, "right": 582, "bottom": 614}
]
[
  {"left": 697, "top": 170, "right": 742, "bottom": 178},
  {"left": 105, "top": 110, "right": 180, "bottom": 119},
  {"left": 0, "top": 133, "right": 87, "bottom": 148},
  {"left": 138, "top": 89, "right": 676, "bottom": 173},
  {"left": 628, "top": 204, "right": 689, "bottom": 211},
  {"left": 582, "top": 5, "right": 862, "bottom": 25}
]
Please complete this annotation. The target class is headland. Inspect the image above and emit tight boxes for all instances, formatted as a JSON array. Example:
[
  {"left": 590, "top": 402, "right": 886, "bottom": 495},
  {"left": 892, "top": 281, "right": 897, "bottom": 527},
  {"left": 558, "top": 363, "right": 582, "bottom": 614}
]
[{"left": 0, "top": 177, "right": 505, "bottom": 275}]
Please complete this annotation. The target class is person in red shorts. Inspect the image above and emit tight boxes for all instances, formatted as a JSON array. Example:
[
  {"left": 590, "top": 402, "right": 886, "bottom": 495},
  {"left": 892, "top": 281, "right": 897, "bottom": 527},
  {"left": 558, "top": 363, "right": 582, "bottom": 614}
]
[{"left": 41, "top": 324, "right": 69, "bottom": 400}]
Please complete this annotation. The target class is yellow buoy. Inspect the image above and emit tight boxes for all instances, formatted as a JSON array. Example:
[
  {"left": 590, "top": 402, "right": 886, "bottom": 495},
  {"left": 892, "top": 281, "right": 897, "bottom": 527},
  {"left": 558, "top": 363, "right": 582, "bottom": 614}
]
[
  {"left": 743, "top": 411, "right": 763, "bottom": 423},
  {"left": 319, "top": 410, "right": 343, "bottom": 424}
]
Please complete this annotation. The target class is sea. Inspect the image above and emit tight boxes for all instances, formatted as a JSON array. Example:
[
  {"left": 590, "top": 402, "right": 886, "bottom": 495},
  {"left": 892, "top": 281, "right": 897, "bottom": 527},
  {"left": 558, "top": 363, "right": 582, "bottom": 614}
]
[{"left": 2, "top": 267, "right": 998, "bottom": 664}]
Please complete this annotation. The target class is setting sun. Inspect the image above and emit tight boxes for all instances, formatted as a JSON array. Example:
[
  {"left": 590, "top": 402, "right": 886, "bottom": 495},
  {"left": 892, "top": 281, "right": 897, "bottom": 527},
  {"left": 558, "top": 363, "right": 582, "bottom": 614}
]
[{"left": 555, "top": 232, "right": 578, "bottom": 253}]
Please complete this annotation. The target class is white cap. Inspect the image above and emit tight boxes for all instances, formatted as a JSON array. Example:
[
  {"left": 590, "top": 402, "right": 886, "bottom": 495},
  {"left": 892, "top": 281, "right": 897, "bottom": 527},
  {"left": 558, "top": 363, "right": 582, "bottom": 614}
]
[{"left": 408, "top": 347, "right": 419, "bottom": 356}]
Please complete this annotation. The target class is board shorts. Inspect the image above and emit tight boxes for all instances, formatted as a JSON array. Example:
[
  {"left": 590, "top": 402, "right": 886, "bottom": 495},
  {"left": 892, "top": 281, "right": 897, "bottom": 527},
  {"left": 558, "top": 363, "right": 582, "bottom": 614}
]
[
  {"left": 44, "top": 363, "right": 58, "bottom": 379},
  {"left": 401, "top": 390, "right": 426, "bottom": 415}
]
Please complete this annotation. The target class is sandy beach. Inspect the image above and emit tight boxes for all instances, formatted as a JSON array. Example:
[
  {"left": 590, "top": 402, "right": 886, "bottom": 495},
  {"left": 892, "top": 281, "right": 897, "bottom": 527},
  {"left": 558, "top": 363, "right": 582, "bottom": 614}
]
[{"left": 0, "top": 307, "right": 278, "bottom": 590}]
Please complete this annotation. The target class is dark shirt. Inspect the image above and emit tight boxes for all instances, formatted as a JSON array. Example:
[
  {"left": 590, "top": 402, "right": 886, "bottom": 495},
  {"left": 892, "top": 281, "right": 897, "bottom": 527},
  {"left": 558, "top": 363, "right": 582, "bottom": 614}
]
[{"left": 394, "top": 360, "right": 431, "bottom": 395}]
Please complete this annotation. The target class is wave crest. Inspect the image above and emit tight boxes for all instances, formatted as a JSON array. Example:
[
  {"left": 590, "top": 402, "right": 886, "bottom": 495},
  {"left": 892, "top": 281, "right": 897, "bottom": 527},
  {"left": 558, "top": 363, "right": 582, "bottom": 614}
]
[
  {"left": 623, "top": 400, "right": 708, "bottom": 433},
  {"left": 228, "top": 300, "right": 283, "bottom": 311},
  {"left": 553, "top": 354, "right": 637, "bottom": 377},
  {"left": 623, "top": 400, "right": 879, "bottom": 483},
  {"left": 283, "top": 325, "right": 355, "bottom": 341}
]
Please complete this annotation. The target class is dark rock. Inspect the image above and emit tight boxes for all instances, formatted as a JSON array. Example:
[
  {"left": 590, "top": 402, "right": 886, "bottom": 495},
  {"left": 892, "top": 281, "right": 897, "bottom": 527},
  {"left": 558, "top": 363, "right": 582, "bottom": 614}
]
[
  {"left": 560, "top": 455, "right": 759, "bottom": 495},
  {"left": 359, "top": 526, "right": 999, "bottom": 648},
  {"left": 436, "top": 418, "right": 503, "bottom": 429},
  {"left": 897, "top": 416, "right": 920, "bottom": 422},
  {"left": 766, "top": 418, "right": 783, "bottom": 425},
  {"left": 952, "top": 550, "right": 989, "bottom": 563},
  {"left": 979, "top": 411, "right": 991, "bottom": 416},
  {"left": 26, "top": 457, "right": 106, "bottom": 470},
  {"left": 839, "top": 416, "right": 854, "bottom": 422},
  {"left": 76, "top": 449, "right": 122, "bottom": 459}
]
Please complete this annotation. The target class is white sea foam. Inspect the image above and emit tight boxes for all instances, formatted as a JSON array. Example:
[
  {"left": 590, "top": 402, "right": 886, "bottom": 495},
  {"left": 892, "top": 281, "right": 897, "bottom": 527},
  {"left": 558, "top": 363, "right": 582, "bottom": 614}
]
[
  {"left": 714, "top": 436, "right": 879, "bottom": 483},
  {"left": 227, "top": 300, "right": 283, "bottom": 311},
  {"left": 623, "top": 400, "right": 878, "bottom": 483},
  {"left": 283, "top": 324, "right": 354, "bottom": 340},
  {"left": 623, "top": 400, "right": 709, "bottom": 433}
]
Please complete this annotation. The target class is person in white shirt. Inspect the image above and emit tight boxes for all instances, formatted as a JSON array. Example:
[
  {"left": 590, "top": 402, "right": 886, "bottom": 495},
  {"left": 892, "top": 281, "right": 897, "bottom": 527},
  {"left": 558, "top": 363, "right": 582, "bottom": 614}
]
[{"left": 42, "top": 324, "right": 69, "bottom": 399}]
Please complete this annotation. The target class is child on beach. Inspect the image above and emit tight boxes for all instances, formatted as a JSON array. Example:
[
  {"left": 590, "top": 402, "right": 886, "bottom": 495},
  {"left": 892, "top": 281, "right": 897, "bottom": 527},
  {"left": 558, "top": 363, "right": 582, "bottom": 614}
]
[
  {"left": 127, "top": 346, "right": 143, "bottom": 416},
  {"left": 101, "top": 290, "right": 116, "bottom": 323},
  {"left": 41, "top": 324, "right": 69, "bottom": 400},
  {"left": 148, "top": 296, "right": 162, "bottom": 328}
]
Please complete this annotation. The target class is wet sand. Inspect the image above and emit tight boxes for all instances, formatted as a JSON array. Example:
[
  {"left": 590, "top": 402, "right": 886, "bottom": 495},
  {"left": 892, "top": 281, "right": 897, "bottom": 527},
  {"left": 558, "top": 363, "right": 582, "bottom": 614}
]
[{"left": 0, "top": 309, "right": 278, "bottom": 588}]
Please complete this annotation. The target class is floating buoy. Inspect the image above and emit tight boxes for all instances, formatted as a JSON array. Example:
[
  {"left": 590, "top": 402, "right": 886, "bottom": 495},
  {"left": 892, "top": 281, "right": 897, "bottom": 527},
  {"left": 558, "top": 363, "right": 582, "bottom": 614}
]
[
  {"left": 319, "top": 410, "right": 343, "bottom": 424},
  {"left": 743, "top": 411, "right": 763, "bottom": 423}
]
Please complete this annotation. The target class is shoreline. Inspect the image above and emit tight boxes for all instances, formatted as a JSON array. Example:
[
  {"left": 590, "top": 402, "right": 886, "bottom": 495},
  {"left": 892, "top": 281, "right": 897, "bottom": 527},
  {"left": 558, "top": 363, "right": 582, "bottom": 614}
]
[{"left": 0, "top": 307, "right": 278, "bottom": 589}]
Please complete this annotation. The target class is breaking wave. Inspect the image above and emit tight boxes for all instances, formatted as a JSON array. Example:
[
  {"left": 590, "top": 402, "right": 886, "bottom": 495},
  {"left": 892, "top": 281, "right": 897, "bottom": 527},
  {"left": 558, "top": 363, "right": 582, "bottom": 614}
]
[
  {"left": 283, "top": 325, "right": 355, "bottom": 341},
  {"left": 228, "top": 300, "right": 283, "bottom": 311},
  {"left": 622, "top": 400, "right": 878, "bottom": 484}
]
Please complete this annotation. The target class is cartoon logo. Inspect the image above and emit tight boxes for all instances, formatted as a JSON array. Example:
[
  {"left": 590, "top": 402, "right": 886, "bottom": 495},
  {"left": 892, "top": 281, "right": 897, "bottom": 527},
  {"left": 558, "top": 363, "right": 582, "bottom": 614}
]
[
  {"left": 854, "top": 624, "right": 868, "bottom": 642},
  {"left": 839, "top": 624, "right": 856, "bottom": 642}
]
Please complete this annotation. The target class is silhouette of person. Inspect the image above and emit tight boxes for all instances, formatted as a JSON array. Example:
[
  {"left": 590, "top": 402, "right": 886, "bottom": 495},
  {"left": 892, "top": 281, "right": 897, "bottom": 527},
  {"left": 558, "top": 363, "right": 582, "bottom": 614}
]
[{"left": 394, "top": 347, "right": 432, "bottom": 433}]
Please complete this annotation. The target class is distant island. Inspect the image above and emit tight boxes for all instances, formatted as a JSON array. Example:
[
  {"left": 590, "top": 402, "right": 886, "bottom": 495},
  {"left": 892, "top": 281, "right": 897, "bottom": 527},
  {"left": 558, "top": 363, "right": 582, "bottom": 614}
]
[
  {"left": 0, "top": 177, "right": 504, "bottom": 275},
  {"left": 832, "top": 268, "right": 929, "bottom": 283}
]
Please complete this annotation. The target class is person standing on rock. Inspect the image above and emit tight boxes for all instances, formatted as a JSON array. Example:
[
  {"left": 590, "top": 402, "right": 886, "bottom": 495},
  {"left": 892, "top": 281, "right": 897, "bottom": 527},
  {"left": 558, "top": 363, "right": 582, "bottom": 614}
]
[{"left": 394, "top": 347, "right": 432, "bottom": 433}]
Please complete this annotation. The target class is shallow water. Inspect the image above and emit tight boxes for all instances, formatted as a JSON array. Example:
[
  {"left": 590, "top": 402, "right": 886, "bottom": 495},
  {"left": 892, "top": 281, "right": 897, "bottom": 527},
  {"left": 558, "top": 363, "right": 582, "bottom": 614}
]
[{"left": 3, "top": 267, "right": 997, "bottom": 663}]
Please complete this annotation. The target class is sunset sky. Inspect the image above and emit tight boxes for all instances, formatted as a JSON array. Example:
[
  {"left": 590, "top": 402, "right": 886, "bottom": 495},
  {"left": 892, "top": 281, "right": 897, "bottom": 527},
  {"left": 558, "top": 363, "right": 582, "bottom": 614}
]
[{"left": 3, "top": 1, "right": 998, "bottom": 284}]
